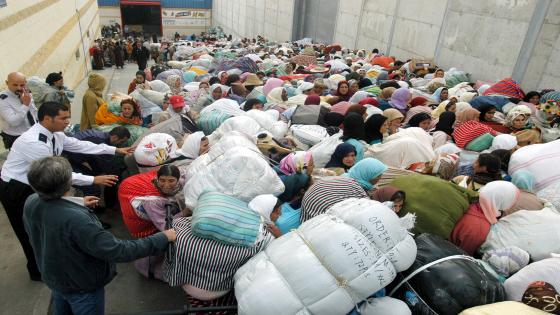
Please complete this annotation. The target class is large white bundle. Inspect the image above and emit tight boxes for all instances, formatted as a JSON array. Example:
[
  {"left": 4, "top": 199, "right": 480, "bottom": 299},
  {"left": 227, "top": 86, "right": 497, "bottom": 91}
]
[
  {"left": 504, "top": 258, "right": 560, "bottom": 301},
  {"left": 308, "top": 131, "right": 343, "bottom": 168},
  {"left": 245, "top": 110, "right": 288, "bottom": 139},
  {"left": 129, "top": 90, "right": 162, "bottom": 118},
  {"left": 199, "top": 98, "right": 244, "bottom": 117},
  {"left": 359, "top": 297, "right": 411, "bottom": 315},
  {"left": 134, "top": 133, "right": 178, "bottom": 167},
  {"left": 27, "top": 76, "right": 49, "bottom": 106},
  {"left": 207, "top": 116, "right": 262, "bottom": 144},
  {"left": 480, "top": 208, "right": 560, "bottom": 261},
  {"left": 183, "top": 82, "right": 202, "bottom": 92},
  {"left": 186, "top": 132, "right": 258, "bottom": 181},
  {"left": 234, "top": 199, "right": 417, "bottom": 315},
  {"left": 537, "top": 180, "right": 560, "bottom": 210},
  {"left": 508, "top": 140, "right": 560, "bottom": 192},
  {"left": 365, "top": 137, "right": 435, "bottom": 169},
  {"left": 183, "top": 146, "right": 284, "bottom": 209},
  {"left": 168, "top": 60, "right": 188, "bottom": 69},
  {"left": 290, "top": 124, "right": 329, "bottom": 147},
  {"left": 140, "top": 89, "right": 166, "bottom": 106},
  {"left": 148, "top": 80, "right": 171, "bottom": 93}
]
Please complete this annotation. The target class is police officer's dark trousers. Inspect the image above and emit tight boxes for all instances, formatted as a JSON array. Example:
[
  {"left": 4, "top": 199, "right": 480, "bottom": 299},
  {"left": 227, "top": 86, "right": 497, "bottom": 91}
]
[{"left": 0, "top": 179, "right": 41, "bottom": 279}]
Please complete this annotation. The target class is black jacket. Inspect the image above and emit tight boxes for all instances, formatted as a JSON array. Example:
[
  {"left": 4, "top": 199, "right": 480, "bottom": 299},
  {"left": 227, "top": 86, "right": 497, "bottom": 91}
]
[{"left": 23, "top": 195, "right": 169, "bottom": 293}]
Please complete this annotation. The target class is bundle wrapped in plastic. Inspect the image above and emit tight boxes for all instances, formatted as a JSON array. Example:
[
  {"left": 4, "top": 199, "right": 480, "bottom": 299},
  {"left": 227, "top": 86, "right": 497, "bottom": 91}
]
[
  {"left": 211, "top": 57, "right": 259, "bottom": 74},
  {"left": 129, "top": 90, "right": 162, "bottom": 118},
  {"left": 234, "top": 199, "right": 417, "bottom": 315},
  {"left": 245, "top": 109, "right": 288, "bottom": 140},
  {"left": 206, "top": 116, "right": 262, "bottom": 144},
  {"left": 182, "top": 146, "right": 284, "bottom": 209}
]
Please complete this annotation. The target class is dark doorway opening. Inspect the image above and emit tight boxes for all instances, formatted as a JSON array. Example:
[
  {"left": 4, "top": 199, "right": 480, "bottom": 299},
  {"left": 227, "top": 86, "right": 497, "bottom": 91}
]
[{"left": 120, "top": 1, "right": 162, "bottom": 38}]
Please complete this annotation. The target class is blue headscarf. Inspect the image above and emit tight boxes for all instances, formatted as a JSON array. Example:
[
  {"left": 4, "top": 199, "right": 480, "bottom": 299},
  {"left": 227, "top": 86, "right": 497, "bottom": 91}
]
[
  {"left": 511, "top": 170, "right": 535, "bottom": 192},
  {"left": 344, "top": 158, "right": 388, "bottom": 190},
  {"left": 431, "top": 87, "right": 446, "bottom": 103}
]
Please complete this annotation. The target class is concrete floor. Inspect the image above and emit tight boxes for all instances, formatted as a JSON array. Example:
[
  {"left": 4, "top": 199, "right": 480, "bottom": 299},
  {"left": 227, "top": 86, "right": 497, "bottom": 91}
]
[{"left": 0, "top": 60, "right": 188, "bottom": 315}]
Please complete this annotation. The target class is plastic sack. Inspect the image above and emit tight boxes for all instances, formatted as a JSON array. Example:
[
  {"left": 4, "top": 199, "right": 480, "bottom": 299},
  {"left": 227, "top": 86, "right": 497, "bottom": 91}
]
[
  {"left": 394, "top": 234, "right": 506, "bottom": 315},
  {"left": 140, "top": 89, "right": 166, "bottom": 107},
  {"left": 26, "top": 76, "right": 49, "bottom": 106},
  {"left": 207, "top": 116, "right": 262, "bottom": 144},
  {"left": 480, "top": 208, "right": 560, "bottom": 262},
  {"left": 246, "top": 109, "right": 288, "bottom": 140},
  {"left": 234, "top": 200, "right": 416, "bottom": 315},
  {"left": 197, "top": 109, "right": 232, "bottom": 135},
  {"left": 130, "top": 90, "right": 162, "bottom": 118},
  {"left": 192, "top": 191, "right": 263, "bottom": 247},
  {"left": 508, "top": 140, "right": 560, "bottom": 192},
  {"left": 504, "top": 258, "right": 560, "bottom": 301},
  {"left": 290, "top": 124, "right": 329, "bottom": 147},
  {"left": 308, "top": 131, "right": 343, "bottom": 168},
  {"left": 148, "top": 80, "right": 171, "bottom": 93},
  {"left": 134, "top": 133, "right": 178, "bottom": 167},
  {"left": 182, "top": 146, "right": 284, "bottom": 209}
]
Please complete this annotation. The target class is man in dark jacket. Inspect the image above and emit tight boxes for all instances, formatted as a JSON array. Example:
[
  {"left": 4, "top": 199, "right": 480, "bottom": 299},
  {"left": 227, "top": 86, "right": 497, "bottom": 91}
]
[
  {"left": 23, "top": 156, "right": 176, "bottom": 314},
  {"left": 131, "top": 41, "right": 150, "bottom": 71}
]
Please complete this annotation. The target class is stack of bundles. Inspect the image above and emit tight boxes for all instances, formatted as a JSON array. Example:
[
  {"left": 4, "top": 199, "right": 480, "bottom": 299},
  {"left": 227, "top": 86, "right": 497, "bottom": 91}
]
[
  {"left": 186, "top": 131, "right": 258, "bottom": 178},
  {"left": 391, "top": 174, "right": 478, "bottom": 238},
  {"left": 26, "top": 76, "right": 50, "bottom": 106},
  {"left": 198, "top": 99, "right": 247, "bottom": 135},
  {"left": 205, "top": 116, "right": 262, "bottom": 144},
  {"left": 133, "top": 133, "right": 178, "bottom": 172},
  {"left": 156, "top": 69, "right": 183, "bottom": 83},
  {"left": 182, "top": 146, "right": 284, "bottom": 209},
  {"left": 445, "top": 69, "right": 471, "bottom": 88},
  {"left": 391, "top": 234, "right": 505, "bottom": 315},
  {"left": 234, "top": 199, "right": 417, "bottom": 315},
  {"left": 480, "top": 208, "right": 560, "bottom": 261},
  {"left": 211, "top": 57, "right": 259, "bottom": 74}
]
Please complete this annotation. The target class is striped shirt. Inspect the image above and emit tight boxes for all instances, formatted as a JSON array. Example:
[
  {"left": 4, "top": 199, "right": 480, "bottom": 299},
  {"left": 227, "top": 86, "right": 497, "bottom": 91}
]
[
  {"left": 301, "top": 176, "right": 367, "bottom": 222},
  {"left": 452, "top": 121, "right": 498, "bottom": 148},
  {"left": 164, "top": 217, "right": 273, "bottom": 291}
]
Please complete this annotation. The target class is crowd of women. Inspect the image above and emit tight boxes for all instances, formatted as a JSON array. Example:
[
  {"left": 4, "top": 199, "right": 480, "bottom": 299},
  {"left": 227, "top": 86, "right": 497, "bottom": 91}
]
[{"left": 76, "top": 30, "right": 560, "bottom": 314}]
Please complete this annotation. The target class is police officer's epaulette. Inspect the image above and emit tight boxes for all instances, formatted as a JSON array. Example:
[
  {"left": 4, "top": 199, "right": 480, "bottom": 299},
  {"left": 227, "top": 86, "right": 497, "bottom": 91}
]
[
  {"left": 0, "top": 94, "right": 7, "bottom": 100},
  {"left": 38, "top": 133, "right": 48, "bottom": 143}
]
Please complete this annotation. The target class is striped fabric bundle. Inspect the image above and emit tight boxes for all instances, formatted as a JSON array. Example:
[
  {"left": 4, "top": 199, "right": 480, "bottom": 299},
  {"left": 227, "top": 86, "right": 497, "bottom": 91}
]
[
  {"left": 482, "top": 77, "right": 525, "bottom": 99},
  {"left": 192, "top": 191, "right": 262, "bottom": 247},
  {"left": 300, "top": 176, "right": 367, "bottom": 222},
  {"left": 197, "top": 109, "right": 232, "bottom": 135},
  {"left": 164, "top": 217, "right": 272, "bottom": 291},
  {"left": 452, "top": 121, "right": 498, "bottom": 149}
]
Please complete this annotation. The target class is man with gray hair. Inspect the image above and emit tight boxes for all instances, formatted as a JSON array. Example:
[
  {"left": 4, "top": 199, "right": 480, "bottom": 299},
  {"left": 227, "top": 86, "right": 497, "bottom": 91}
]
[{"left": 23, "top": 156, "right": 176, "bottom": 314}]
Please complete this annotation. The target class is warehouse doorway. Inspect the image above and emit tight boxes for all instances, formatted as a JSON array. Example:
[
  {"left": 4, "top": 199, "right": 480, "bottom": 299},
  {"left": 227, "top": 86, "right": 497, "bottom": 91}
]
[{"left": 120, "top": 1, "right": 162, "bottom": 39}]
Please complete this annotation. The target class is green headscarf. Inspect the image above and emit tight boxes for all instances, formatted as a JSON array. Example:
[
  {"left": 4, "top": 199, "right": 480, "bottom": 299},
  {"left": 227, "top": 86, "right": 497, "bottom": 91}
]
[
  {"left": 345, "top": 158, "right": 388, "bottom": 190},
  {"left": 278, "top": 174, "right": 310, "bottom": 202}
]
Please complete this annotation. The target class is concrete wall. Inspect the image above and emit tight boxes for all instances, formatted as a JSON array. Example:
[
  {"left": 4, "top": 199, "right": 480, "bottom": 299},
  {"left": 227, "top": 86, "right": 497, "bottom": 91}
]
[
  {"left": 0, "top": 0, "right": 100, "bottom": 90},
  {"left": 213, "top": 0, "right": 559, "bottom": 91},
  {"left": 212, "top": 0, "right": 295, "bottom": 42}
]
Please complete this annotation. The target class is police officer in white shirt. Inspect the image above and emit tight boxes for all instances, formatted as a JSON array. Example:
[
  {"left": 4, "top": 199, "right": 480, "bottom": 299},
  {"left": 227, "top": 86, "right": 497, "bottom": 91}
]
[
  {"left": 0, "top": 72, "right": 38, "bottom": 149},
  {"left": 0, "top": 102, "right": 133, "bottom": 281}
]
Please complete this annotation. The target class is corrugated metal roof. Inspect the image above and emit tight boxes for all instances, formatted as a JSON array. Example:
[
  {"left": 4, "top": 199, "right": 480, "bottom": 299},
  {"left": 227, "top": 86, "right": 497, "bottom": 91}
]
[{"left": 97, "top": 0, "right": 212, "bottom": 8}]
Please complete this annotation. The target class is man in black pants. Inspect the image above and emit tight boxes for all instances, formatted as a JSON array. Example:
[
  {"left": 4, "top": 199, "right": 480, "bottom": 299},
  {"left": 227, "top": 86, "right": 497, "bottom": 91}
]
[
  {"left": 131, "top": 41, "right": 150, "bottom": 71},
  {"left": 0, "top": 102, "right": 133, "bottom": 281}
]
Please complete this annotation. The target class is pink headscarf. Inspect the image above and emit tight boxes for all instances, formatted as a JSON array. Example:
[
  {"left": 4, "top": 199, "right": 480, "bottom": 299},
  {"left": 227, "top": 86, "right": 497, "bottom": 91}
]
[
  {"left": 479, "top": 181, "right": 520, "bottom": 224},
  {"left": 279, "top": 151, "right": 313, "bottom": 175},
  {"left": 263, "top": 78, "right": 284, "bottom": 96},
  {"left": 330, "top": 101, "right": 352, "bottom": 115}
]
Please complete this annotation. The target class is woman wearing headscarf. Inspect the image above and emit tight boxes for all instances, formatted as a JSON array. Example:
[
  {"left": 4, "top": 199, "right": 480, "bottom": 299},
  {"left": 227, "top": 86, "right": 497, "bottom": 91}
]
[
  {"left": 274, "top": 174, "right": 311, "bottom": 234},
  {"left": 431, "top": 111, "right": 455, "bottom": 149},
  {"left": 478, "top": 103, "right": 509, "bottom": 133},
  {"left": 523, "top": 91, "right": 541, "bottom": 105},
  {"left": 325, "top": 143, "right": 357, "bottom": 171},
  {"left": 450, "top": 181, "right": 520, "bottom": 256},
  {"left": 389, "top": 88, "right": 411, "bottom": 113},
  {"left": 194, "top": 83, "right": 224, "bottom": 112},
  {"left": 364, "top": 114, "right": 388, "bottom": 144},
  {"left": 248, "top": 194, "right": 283, "bottom": 238},
  {"left": 504, "top": 104, "right": 542, "bottom": 146},
  {"left": 378, "top": 87, "right": 396, "bottom": 110},
  {"left": 407, "top": 113, "right": 432, "bottom": 131},
  {"left": 453, "top": 108, "right": 499, "bottom": 149},
  {"left": 128, "top": 71, "right": 149, "bottom": 94},
  {"left": 346, "top": 104, "right": 367, "bottom": 119},
  {"left": 341, "top": 113, "right": 367, "bottom": 162},
  {"left": 344, "top": 158, "right": 388, "bottom": 192},
  {"left": 348, "top": 79, "right": 360, "bottom": 96},
  {"left": 171, "top": 132, "right": 210, "bottom": 169},
  {"left": 279, "top": 151, "right": 314, "bottom": 175},
  {"left": 166, "top": 74, "right": 183, "bottom": 95},
  {"left": 383, "top": 108, "right": 404, "bottom": 135},
  {"left": 371, "top": 186, "right": 406, "bottom": 213},
  {"left": 327, "top": 81, "right": 352, "bottom": 105},
  {"left": 404, "top": 103, "right": 433, "bottom": 123},
  {"left": 266, "top": 86, "right": 290, "bottom": 112},
  {"left": 506, "top": 170, "right": 544, "bottom": 216},
  {"left": 431, "top": 87, "right": 448, "bottom": 103}
]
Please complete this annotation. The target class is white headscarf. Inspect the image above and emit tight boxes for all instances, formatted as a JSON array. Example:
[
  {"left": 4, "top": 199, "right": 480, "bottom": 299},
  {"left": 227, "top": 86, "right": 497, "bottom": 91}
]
[
  {"left": 179, "top": 131, "right": 205, "bottom": 159},
  {"left": 349, "top": 91, "right": 370, "bottom": 104},
  {"left": 296, "top": 81, "right": 314, "bottom": 95},
  {"left": 489, "top": 134, "right": 517, "bottom": 151},
  {"left": 248, "top": 194, "right": 278, "bottom": 224},
  {"left": 479, "top": 181, "right": 519, "bottom": 224}
]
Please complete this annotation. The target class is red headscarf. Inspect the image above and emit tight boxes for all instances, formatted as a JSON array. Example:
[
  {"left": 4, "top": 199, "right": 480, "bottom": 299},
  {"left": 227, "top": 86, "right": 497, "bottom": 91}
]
[
  {"left": 335, "top": 81, "right": 351, "bottom": 101},
  {"left": 359, "top": 97, "right": 379, "bottom": 107},
  {"left": 410, "top": 96, "right": 428, "bottom": 107},
  {"left": 304, "top": 95, "right": 321, "bottom": 105}
]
